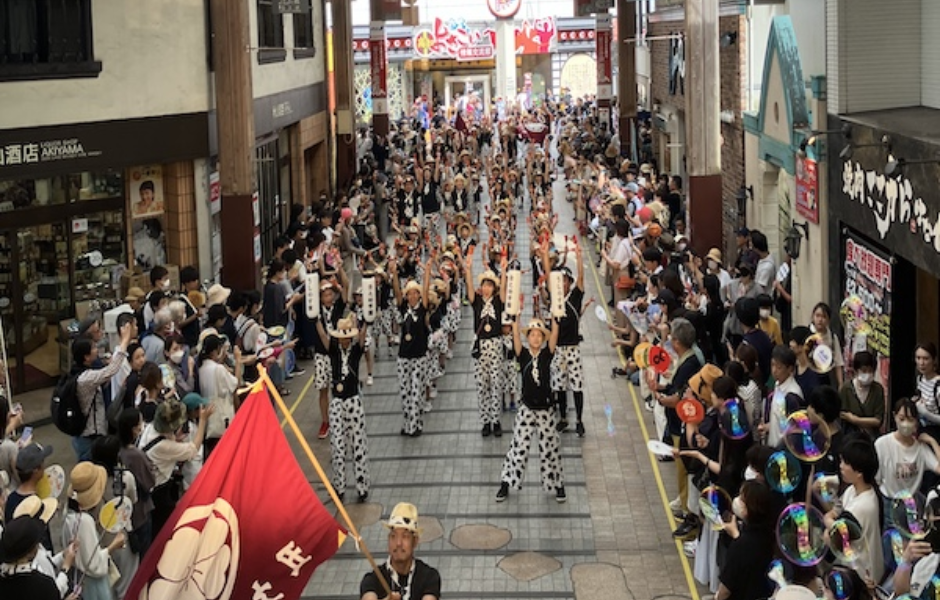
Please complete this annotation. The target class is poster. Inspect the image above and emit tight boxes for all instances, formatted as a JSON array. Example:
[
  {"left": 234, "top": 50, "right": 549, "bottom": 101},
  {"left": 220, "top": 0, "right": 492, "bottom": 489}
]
[
  {"left": 841, "top": 232, "right": 892, "bottom": 392},
  {"left": 133, "top": 218, "right": 167, "bottom": 271},
  {"left": 795, "top": 155, "right": 819, "bottom": 223},
  {"left": 129, "top": 165, "right": 164, "bottom": 219}
]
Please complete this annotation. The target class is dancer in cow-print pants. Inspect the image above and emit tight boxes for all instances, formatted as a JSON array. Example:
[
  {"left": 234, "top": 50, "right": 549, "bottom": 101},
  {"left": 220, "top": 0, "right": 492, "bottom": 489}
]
[
  {"left": 316, "top": 315, "right": 371, "bottom": 502},
  {"left": 496, "top": 317, "right": 566, "bottom": 503},
  {"left": 543, "top": 242, "right": 588, "bottom": 436},
  {"left": 390, "top": 257, "right": 433, "bottom": 436},
  {"left": 463, "top": 250, "right": 508, "bottom": 437}
]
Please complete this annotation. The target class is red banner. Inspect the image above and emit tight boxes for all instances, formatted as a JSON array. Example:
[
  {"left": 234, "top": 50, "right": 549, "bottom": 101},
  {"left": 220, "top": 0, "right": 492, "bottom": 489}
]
[
  {"left": 370, "top": 22, "right": 388, "bottom": 115},
  {"left": 124, "top": 386, "right": 345, "bottom": 600},
  {"left": 795, "top": 155, "right": 819, "bottom": 224},
  {"left": 595, "top": 14, "right": 612, "bottom": 100}
]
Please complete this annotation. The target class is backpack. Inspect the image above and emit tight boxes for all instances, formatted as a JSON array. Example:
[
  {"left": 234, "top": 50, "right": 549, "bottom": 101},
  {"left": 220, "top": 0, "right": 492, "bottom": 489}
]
[{"left": 50, "top": 371, "right": 89, "bottom": 436}]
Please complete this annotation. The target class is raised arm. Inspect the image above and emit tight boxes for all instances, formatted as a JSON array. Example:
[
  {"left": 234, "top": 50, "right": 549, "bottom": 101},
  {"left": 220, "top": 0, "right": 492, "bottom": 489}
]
[
  {"left": 421, "top": 258, "right": 433, "bottom": 310},
  {"left": 464, "top": 252, "right": 476, "bottom": 304},
  {"left": 390, "top": 259, "right": 403, "bottom": 305},
  {"left": 499, "top": 255, "right": 508, "bottom": 304},
  {"left": 574, "top": 241, "right": 585, "bottom": 290},
  {"left": 512, "top": 316, "right": 522, "bottom": 357},
  {"left": 548, "top": 316, "right": 560, "bottom": 353}
]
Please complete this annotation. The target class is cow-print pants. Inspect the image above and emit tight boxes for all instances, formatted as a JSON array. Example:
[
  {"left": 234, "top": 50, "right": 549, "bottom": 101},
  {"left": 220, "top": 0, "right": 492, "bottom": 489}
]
[
  {"left": 500, "top": 404, "right": 565, "bottom": 492},
  {"left": 398, "top": 356, "right": 426, "bottom": 435},
  {"left": 474, "top": 337, "right": 503, "bottom": 426},
  {"left": 329, "top": 394, "right": 370, "bottom": 496}
]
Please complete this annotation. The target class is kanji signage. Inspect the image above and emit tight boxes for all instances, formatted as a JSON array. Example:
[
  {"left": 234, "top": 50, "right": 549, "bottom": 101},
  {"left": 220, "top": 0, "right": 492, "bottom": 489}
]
[
  {"left": 412, "top": 17, "right": 555, "bottom": 59},
  {"left": 369, "top": 22, "right": 389, "bottom": 116},
  {"left": 595, "top": 14, "right": 612, "bottom": 100}
]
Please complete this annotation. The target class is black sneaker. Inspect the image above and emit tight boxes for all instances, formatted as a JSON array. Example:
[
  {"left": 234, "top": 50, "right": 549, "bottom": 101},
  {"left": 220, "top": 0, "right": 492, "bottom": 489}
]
[
  {"left": 556, "top": 486, "right": 567, "bottom": 503},
  {"left": 556, "top": 419, "right": 568, "bottom": 432},
  {"left": 672, "top": 515, "right": 700, "bottom": 541},
  {"left": 576, "top": 422, "right": 585, "bottom": 437},
  {"left": 493, "top": 422, "right": 503, "bottom": 437},
  {"left": 496, "top": 482, "right": 509, "bottom": 502},
  {"left": 482, "top": 424, "right": 492, "bottom": 437},
  {"left": 358, "top": 491, "right": 369, "bottom": 503}
]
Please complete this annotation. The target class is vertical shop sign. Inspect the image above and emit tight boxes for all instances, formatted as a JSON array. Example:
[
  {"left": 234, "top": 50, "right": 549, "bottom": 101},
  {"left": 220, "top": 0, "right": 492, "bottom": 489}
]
[
  {"left": 209, "top": 170, "right": 221, "bottom": 216},
  {"left": 795, "top": 155, "right": 819, "bottom": 224},
  {"left": 369, "top": 22, "right": 388, "bottom": 117},
  {"left": 595, "top": 14, "right": 612, "bottom": 101},
  {"left": 841, "top": 232, "right": 892, "bottom": 392}
]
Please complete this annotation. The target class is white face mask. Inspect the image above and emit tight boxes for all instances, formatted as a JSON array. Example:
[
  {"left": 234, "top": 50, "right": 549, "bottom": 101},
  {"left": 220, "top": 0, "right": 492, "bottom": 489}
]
[
  {"left": 162, "top": 279, "right": 171, "bottom": 290},
  {"left": 732, "top": 496, "right": 746, "bottom": 519},
  {"left": 170, "top": 350, "right": 185, "bottom": 364},
  {"left": 677, "top": 243, "right": 687, "bottom": 252},
  {"left": 744, "top": 466, "right": 759, "bottom": 481},
  {"left": 759, "top": 308, "right": 771, "bottom": 319},
  {"left": 707, "top": 259, "right": 718, "bottom": 271},
  {"left": 857, "top": 373, "right": 874, "bottom": 386},
  {"left": 897, "top": 421, "right": 917, "bottom": 437}
]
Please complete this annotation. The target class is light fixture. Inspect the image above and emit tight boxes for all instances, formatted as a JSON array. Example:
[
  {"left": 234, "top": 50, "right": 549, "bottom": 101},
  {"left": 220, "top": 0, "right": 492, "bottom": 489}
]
[
  {"left": 736, "top": 185, "right": 754, "bottom": 202},
  {"left": 885, "top": 156, "right": 940, "bottom": 176},
  {"left": 784, "top": 221, "right": 810, "bottom": 259},
  {"left": 840, "top": 135, "right": 891, "bottom": 160},
  {"left": 796, "top": 123, "right": 853, "bottom": 158},
  {"left": 720, "top": 32, "right": 738, "bottom": 47}
]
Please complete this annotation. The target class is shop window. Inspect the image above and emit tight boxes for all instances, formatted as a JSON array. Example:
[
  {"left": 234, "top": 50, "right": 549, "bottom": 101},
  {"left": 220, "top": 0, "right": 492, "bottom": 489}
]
[
  {"left": 292, "top": 6, "right": 316, "bottom": 59},
  {"left": 257, "top": 0, "right": 286, "bottom": 63},
  {"left": 0, "top": 170, "right": 123, "bottom": 211},
  {"left": 0, "top": 0, "right": 102, "bottom": 81},
  {"left": 255, "top": 140, "right": 281, "bottom": 263}
]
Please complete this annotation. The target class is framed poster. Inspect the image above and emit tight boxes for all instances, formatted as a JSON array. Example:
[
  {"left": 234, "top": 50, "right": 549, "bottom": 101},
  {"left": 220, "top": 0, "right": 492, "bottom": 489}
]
[{"left": 129, "top": 165, "right": 164, "bottom": 219}]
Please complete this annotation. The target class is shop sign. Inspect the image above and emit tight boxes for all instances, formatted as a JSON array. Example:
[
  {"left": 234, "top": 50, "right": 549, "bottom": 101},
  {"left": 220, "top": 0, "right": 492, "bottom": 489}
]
[
  {"left": 0, "top": 138, "right": 101, "bottom": 169},
  {"left": 595, "top": 14, "right": 612, "bottom": 100},
  {"left": 841, "top": 159, "right": 940, "bottom": 255},
  {"left": 253, "top": 233, "right": 262, "bottom": 263},
  {"left": 669, "top": 33, "right": 685, "bottom": 96},
  {"left": 369, "top": 23, "right": 389, "bottom": 115},
  {"left": 71, "top": 218, "right": 89, "bottom": 234},
  {"left": 412, "top": 17, "right": 556, "bottom": 59},
  {"left": 252, "top": 192, "right": 261, "bottom": 228},
  {"left": 487, "top": 0, "right": 522, "bottom": 19},
  {"left": 276, "top": 0, "right": 310, "bottom": 13},
  {"left": 795, "top": 155, "right": 819, "bottom": 224},
  {"left": 841, "top": 232, "right": 892, "bottom": 391},
  {"left": 209, "top": 170, "right": 221, "bottom": 216},
  {"left": 457, "top": 44, "right": 495, "bottom": 61}
]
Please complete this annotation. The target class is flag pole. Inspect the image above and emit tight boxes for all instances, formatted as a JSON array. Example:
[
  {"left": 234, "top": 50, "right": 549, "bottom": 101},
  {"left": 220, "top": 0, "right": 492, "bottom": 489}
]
[{"left": 259, "top": 370, "right": 393, "bottom": 598}]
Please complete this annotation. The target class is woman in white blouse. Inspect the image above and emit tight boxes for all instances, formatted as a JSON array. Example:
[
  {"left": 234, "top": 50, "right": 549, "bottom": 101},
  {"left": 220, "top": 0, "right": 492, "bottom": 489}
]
[{"left": 196, "top": 334, "right": 243, "bottom": 459}]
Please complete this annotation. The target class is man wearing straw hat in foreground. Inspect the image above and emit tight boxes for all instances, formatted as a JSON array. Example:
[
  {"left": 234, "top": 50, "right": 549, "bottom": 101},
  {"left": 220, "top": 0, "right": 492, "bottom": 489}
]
[
  {"left": 360, "top": 502, "right": 441, "bottom": 600},
  {"left": 315, "top": 315, "right": 371, "bottom": 504}
]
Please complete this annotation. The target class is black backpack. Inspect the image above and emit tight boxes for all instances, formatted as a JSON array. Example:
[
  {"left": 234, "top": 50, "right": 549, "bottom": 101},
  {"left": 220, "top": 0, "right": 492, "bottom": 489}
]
[{"left": 50, "top": 371, "right": 89, "bottom": 436}]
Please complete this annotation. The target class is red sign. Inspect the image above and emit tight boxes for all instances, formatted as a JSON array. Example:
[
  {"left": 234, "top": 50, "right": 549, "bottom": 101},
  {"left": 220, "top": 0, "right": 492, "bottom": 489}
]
[
  {"left": 457, "top": 45, "right": 495, "bottom": 61},
  {"left": 370, "top": 23, "right": 388, "bottom": 114},
  {"left": 412, "top": 17, "right": 555, "bottom": 59},
  {"left": 124, "top": 387, "right": 345, "bottom": 600},
  {"left": 795, "top": 155, "right": 819, "bottom": 224},
  {"left": 677, "top": 398, "right": 705, "bottom": 425},
  {"left": 595, "top": 15, "right": 612, "bottom": 99}
]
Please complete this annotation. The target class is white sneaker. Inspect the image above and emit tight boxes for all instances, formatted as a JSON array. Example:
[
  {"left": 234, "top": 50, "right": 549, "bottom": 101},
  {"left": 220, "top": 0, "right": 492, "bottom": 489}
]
[
  {"left": 669, "top": 497, "right": 684, "bottom": 516},
  {"left": 683, "top": 540, "right": 697, "bottom": 558},
  {"left": 423, "top": 401, "right": 433, "bottom": 413},
  {"left": 429, "top": 385, "right": 438, "bottom": 398},
  {"left": 366, "top": 375, "right": 374, "bottom": 386},
  {"left": 446, "top": 349, "right": 453, "bottom": 359}
]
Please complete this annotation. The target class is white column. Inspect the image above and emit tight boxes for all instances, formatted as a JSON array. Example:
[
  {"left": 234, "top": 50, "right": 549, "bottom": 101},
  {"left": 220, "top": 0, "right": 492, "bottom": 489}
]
[{"left": 495, "top": 18, "right": 517, "bottom": 106}]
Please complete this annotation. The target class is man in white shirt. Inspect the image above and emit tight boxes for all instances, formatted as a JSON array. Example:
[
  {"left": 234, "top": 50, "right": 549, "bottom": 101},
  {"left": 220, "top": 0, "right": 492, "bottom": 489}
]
[
  {"left": 750, "top": 230, "right": 776, "bottom": 295},
  {"left": 759, "top": 345, "right": 803, "bottom": 447}
]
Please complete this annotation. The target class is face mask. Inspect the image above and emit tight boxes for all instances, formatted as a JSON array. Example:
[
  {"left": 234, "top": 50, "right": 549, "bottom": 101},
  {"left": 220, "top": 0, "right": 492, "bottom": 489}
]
[
  {"left": 162, "top": 279, "right": 171, "bottom": 290},
  {"left": 744, "top": 466, "right": 758, "bottom": 481},
  {"left": 170, "top": 350, "right": 185, "bottom": 364},
  {"left": 897, "top": 421, "right": 917, "bottom": 437},
  {"left": 677, "top": 243, "right": 687, "bottom": 252},
  {"left": 760, "top": 309, "right": 771, "bottom": 319},
  {"left": 857, "top": 373, "right": 874, "bottom": 386},
  {"left": 707, "top": 259, "right": 718, "bottom": 271},
  {"left": 732, "top": 496, "right": 746, "bottom": 519}
]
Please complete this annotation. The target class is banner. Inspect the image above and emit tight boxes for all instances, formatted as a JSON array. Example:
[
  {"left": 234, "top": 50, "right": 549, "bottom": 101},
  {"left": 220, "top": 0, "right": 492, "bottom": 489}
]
[
  {"left": 795, "top": 155, "right": 819, "bottom": 224},
  {"left": 125, "top": 386, "right": 345, "bottom": 600},
  {"left": 841, "top": 232, "right": 892, "bottom": 392},
  {"left": 369, "top": 22, "right": 388, "bottom": 117},
  {"left": 412, "top": 17, "right": 555, "bottom": 59},
  {"left": 595, "top": 14, "right": 612, "bottom": 101}
]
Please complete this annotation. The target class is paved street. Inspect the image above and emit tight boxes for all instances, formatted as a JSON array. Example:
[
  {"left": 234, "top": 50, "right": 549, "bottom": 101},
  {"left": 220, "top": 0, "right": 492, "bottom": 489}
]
[{"left": 16, "top": 177, "right": 704, "bottom": 600}]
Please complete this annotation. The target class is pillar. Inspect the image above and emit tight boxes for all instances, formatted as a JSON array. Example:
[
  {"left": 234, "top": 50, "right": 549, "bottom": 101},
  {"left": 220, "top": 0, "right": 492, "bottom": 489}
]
[
  {"left": 164, "top": 161, "right": 199, "bottom": 268},
  {"left": 684, "top": 0, "right": 722, "bottom": 255},
  {"left": 495, "top": 19, "right": 517, "bottom": 106},
  {"left": 332, "top": 0, "right": 357, "bottom": 190},
  {"left": 618, "top": 0, "right": 637, "bottom": 160},
  {"left": 595, "top": 12, "right": 613, "bottom": 128},
  {"left": 369, "top": 21, "right": 389, "bottom": 138},
  {"left": 210, "top": 0, "right": 258, "bottom": 292}
]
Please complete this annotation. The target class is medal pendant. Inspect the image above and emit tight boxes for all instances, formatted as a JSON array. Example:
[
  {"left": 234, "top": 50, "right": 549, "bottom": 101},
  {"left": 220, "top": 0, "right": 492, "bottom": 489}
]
[
  {"left": 484, "top": 324, "right": 492, "bottom": 333},
  {"left": 405, "top": 333, "right": 413, "bottom": 342},
  {"left": 336, "top": 383, "right": 344, "bottom": 393}
]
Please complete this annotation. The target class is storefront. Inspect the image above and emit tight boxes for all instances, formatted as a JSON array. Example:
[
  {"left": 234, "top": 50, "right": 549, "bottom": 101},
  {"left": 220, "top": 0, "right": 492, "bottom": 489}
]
[
  {"left": 0, "top": 113, "right": 209, "bottom": 392},
  {"left": 827, "top": 112, "right": 940, "bottom": 398}
]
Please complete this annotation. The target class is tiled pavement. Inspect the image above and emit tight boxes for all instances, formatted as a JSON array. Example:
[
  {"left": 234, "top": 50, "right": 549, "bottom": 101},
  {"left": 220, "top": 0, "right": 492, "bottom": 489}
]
[{"left": 15, "top": 164, "right": 706, "bottom": 600}]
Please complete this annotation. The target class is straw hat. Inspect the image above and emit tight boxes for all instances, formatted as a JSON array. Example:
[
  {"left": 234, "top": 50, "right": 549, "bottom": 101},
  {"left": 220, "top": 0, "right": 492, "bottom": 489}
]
[
  {"left": 320, "top": 280, "right": 337, "bottom": 292},
  {"left": 153, "top": 400, "right": 188, "bottom": 435},
  {"left": 384, "top": 502, "right": 420, "bottom": 533},
  {"left": 13, "top": 495, "right": 57, "bottom": 523},
  {"left": 330, "top": 316, "right": 359, "bottom": 339},
  {"left": 427, "top": 290, "right": 440, "bottom": 307},
  {"left": 206, "top": 283, "right": 231, "bottom": 308},
  {"left": 403, "top": 280, "right": 423, "bottom": 296},
  {"left": 523, "top": 319, "right": 550, "bottom": 335},
  {"left": 706, "top": 248, "right": 723, "bottom": 263},
  {"left": 125, "top": 286, "right": 146, "bottom": 303},
  {"left": 688, "top": 364, "right": 723, "bottom": 402},
  {"left": 69, "top": 463, "right": 107, "bottom": 511},
  {"left": 478, "top": 270, "right": 500, "bottom": 287},
  {"left": 458, "top": 223, "right": 474, "bottom": 238}
]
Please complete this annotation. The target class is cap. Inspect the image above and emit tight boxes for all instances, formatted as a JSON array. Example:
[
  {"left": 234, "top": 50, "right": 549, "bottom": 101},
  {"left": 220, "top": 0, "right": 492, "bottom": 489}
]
[
  {"left": 0, "top": 516, "right": 46, "bottom": 563},
  {"left": 181, "top": 392, "right": 209, "bottom": 411},
  {"left": 16, "top": 443, "right": 53, "bottom": 473},
  {"left": 736, "top": 227, "right": 750, "bottom": 237}
]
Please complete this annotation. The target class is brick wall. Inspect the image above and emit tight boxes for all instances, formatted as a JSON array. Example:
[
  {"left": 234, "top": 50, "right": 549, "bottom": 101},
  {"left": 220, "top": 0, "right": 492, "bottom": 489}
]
[
  {"left": 163, "top": 161, "right": 198, "bottom": 268},
  {"left": 648, "top": 15, "right": 747, "bottom": 257}
]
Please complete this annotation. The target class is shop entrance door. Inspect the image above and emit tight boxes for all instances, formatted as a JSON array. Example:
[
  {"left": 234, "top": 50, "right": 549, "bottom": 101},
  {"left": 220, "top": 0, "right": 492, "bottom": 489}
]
[{"left": 444, "top": 74, "right": 492, "bottom": 119}]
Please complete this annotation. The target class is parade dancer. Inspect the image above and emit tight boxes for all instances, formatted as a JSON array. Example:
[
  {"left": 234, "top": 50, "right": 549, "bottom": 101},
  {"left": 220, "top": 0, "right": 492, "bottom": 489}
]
[
  {"left": 390, "top": 257, "right": 433, "bottom": 437},
  {"left": 496, "top": 317, "right": 566, "bottom": 503},
  {"left": 464, "top": 251, "right": 508, "bottom": 437},
  {"left": 351, "top": 286, "right": 374, "bottom": 386},
  {"left": 543, "top": 242, "right": 587, "bottom": 436},
  {"left": 500, "top": 312, "right": 519, "bottom": 412},
  {"left": 312, "top": 254, "right": 348, "bottom": 439},
  {"left": 315, "top": 316, "right": 371, "bottom": 503}
]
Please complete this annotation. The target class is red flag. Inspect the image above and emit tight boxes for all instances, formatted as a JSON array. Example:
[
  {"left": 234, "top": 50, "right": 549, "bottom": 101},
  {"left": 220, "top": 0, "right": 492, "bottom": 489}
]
[{"left": 125, "top": 386, "right": 345, "bottom": 600}]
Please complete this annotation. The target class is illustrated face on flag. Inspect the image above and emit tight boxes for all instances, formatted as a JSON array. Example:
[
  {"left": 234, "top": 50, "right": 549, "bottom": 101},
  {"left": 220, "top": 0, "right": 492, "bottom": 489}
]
[{"left": 127, "top": 385, "right": 346, "bottom": 600}]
